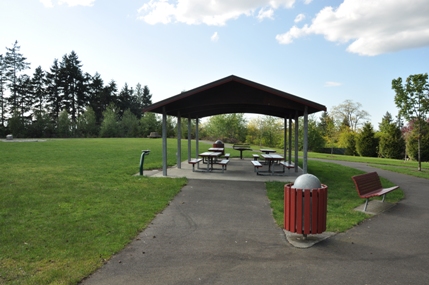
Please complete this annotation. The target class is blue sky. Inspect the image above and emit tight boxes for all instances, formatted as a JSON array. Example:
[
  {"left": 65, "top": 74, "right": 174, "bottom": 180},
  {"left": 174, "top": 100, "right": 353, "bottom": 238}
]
[{"left": 1, "top": 0, "right": 429, "bottom": 130}]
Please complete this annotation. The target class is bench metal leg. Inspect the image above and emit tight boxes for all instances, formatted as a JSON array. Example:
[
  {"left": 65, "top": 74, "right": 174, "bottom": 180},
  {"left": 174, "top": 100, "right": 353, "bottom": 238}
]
[
  {"left": 364, "top": 199, "right": 369, "bottom": 211},
  {"left": 382, "top": 194, "right": 386, "bottom": 202}
]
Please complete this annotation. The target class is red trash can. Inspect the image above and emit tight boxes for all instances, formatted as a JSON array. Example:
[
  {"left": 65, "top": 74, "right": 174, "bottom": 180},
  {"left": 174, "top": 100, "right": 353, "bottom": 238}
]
[{"left": 284, "top": 183, "right": 328, "bottom": 235}]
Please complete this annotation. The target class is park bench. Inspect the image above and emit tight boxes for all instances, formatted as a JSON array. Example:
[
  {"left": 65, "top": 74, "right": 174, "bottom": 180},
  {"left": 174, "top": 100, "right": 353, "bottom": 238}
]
[
  {"left": 352, "top": 172, "right": 399, "bottom": 211},
  {"left": 233, "top": 143, "right": 252, "bottom": 159},
  {"left": 188, "top": 158, "right": 202, "bottom": 172},
  {"left": 252, "top": 154, "right": 260, "bottom": 160},
  {"left": 218, "top": 159, "right": 229, "bottom": 173},
  {"left": 251, "top": 160, "right": 263, "bottom": 173},
  {"left": 224, "top": 153, "right": 230, "bottom": 160}
]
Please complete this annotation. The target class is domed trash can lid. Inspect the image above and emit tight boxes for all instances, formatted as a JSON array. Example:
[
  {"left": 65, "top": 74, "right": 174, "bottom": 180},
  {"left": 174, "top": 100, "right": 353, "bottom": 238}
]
[{"left": 293, "top": 174, "right": 321, "bottom": 190}]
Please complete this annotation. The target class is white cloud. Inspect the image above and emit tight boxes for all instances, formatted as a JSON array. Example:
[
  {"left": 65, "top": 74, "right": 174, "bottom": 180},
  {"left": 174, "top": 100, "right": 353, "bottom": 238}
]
[
  {"left": 294, "top": 13, "right": 305, "bottom": 23},
  {"left": 324, "top": 81, "right": 342, "bottom": 87},
  {"left": 40, "top": 0, "right": 54, "bottom": 7},
  {"left": 138, "top": 0, "right": 295, "bottom": 26},
  {"left": 303, "top": 0, "right": 312, "bottom": 4},
  {"left": 257, "top": 8, "right": 274, "bottom": 21},
  {"left": 276, "top": 0, "right": 429, "bottom": 56},
  {"left": 211, "top": 32, "right": 219, "bottom": 42}
]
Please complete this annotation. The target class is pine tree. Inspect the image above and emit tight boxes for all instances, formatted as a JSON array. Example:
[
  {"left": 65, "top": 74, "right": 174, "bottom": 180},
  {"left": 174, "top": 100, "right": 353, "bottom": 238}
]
[
  {"left": 116, "top": 83, "right": 133, "bottom": 118},
  {"left": 356, "top": 122, "right": 378, "bottom": 157},
  {"left": 59, "top": 51, "right": 86, "bottom": 128},
  {"left": 4, "top": 41, "right": 30, "bottom": 113},
  {"left": 87, "top": 72, "right": 105, "bottom": 125},
  {"left": 15, "top": 74, "right": 32, "bottom": 124},
  {"left": 31, "top": 66, "right": 46, "bottom": 114},
  {"left": 142, "top": 85, "right": 152, "bottom": 107},
  {"left": 45, "top": 59, "right": 63, "bottom": 122},
  {"left": 0, "top": 54, "right": 6, "bottom": 128}
]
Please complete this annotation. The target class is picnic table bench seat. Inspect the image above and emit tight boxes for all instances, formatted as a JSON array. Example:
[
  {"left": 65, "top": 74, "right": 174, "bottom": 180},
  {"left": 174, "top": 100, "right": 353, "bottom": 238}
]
[
  {"left": 251, "top": 160, "right": 263, "bottom": 173},
  {"left": 280, "top": 161, "right": 294, "bottom": 169},
  {"left": 188, "top": 158, "right": 202, "bottom": 172},
  {"left": 352, "top": 171, "right": 399, "bottom": 211},
  {"left": 224, "top": 153, "right": 230, "bottom": 160},
  {"left": 252, "top": 154, "right": 260, "bottom": 160},
  {"left": 279, "top": 161, "right": 295, "bottom": 173},
  {"left": 218, "top": 159, "right": 229, "bottom": 173}
]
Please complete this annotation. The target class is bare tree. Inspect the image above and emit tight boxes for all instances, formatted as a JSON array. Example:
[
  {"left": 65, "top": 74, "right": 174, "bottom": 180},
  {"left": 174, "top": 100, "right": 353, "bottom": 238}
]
[{"left": 330, "top": 99, "right": 370, "bottom": 131}]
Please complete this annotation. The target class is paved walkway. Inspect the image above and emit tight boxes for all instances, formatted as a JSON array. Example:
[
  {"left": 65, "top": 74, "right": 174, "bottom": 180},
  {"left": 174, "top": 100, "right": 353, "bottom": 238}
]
[{"left": 81, "top": 160, "right": 429, "bottom": 285}]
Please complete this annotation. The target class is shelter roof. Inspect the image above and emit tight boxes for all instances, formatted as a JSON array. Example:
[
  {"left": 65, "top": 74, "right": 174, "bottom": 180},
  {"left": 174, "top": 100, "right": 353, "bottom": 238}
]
[{"left": 142, "top": 75, "right": 326, "bottom": 119}]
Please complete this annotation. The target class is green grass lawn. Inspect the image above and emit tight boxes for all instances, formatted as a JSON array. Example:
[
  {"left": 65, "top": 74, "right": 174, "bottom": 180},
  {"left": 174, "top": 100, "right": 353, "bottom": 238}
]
[
  {"left": 0, "top": 138, "right": 190, "bottom": 285},
  {"left": 0, "top": 138, "right": 417, "bottom": 284}
]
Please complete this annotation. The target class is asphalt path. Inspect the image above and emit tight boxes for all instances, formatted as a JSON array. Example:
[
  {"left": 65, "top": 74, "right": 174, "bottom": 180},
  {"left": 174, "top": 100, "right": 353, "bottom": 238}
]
[{"left": 81, "top": 160, "right": 429, "bottom": 285}]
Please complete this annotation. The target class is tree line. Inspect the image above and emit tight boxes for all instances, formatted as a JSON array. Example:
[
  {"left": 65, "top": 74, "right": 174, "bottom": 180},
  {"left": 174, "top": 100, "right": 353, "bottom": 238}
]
[
  {"left": 0, "top": 41, "right": 156, "bottom": 138},
  {"left": 2, "top": 41, "right": 428, "bottom": 167}
]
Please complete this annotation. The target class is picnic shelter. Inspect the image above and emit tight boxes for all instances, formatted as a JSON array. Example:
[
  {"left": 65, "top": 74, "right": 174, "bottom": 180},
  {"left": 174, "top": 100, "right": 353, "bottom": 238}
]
[{"left": 142, "top": 75, "right": 327, "bottom": 176}]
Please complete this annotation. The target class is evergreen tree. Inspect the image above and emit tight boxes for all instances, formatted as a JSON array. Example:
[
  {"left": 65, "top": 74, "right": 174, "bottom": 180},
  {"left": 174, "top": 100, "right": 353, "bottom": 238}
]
[
  {"left": 15, "top": 74, "right": 32, "bottom": 124},
  {"left": 4, "top": 41, "right": 30, "bottom": 113},
  {"left": 378, "top": 112, "right": 393, "bottom": 133},
  {"left": 87, "top": 72, "right": 105, "bottom": 125},
  {"left": 59, "top": 51, "right": 86, "bottom": 128},
  {"left": 345, "top": 131, "right": 358, "bottom": 156},
  {"left": 45, "top": 59, "right": 63, "bottom": 122},
  {"left": 142, "top": 85, "right": 152, "bottom": 107},
  {"left": 379, "top": 122, "right": 405, "bottom": 159},
  {"left": 116, "top": 83, "right": 133, "bottom": 118},
  {"left": 356, "top": 122, "right": 378, "bottom": 157},
  {"left": 0, "top": 54, "right": 6, "bottom": 129},
  {"left": 31, "top": 66, "right": 46, "bottom": 114},
  {"left": 8, "top": 110, "right": 26, "bottom": 138}
]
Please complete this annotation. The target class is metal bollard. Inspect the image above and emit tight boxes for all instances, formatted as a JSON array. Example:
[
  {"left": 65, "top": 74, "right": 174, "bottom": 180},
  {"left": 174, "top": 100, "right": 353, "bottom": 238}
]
[{"left": 139, "top": 150, "right": 151, "bottom": 175}]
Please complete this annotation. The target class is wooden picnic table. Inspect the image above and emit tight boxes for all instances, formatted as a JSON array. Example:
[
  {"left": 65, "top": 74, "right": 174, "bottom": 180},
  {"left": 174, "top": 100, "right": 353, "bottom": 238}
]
[
  {"left": 233, "top": 144, "right": 252, "bottom": 159},
  {"left": 260, "top": 149, "right": 276, "bottom": 154},
  {"left": 261, "top": 154, "right": 284, "bottom": 174},
  {"left": 208, "top": 147, "right": 224, "bottom": 153},
  {"left": 198, "top": 152, "right": 222, "bottom": 172}
]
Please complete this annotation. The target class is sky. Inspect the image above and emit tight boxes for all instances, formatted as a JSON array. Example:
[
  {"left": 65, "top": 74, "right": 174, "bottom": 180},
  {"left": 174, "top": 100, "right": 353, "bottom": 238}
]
[{"left": 1, "top": 0, "right": 429, "bottom": 130}]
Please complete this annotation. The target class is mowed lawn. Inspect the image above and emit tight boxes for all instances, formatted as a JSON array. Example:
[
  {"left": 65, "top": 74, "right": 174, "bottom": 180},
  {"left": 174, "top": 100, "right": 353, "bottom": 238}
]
[
  {"left": 0, "top": 138, "right": 406, "bottom": 284},
  {"left": 0, "top": 138, "right": 189, "bottom": 285}
]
